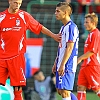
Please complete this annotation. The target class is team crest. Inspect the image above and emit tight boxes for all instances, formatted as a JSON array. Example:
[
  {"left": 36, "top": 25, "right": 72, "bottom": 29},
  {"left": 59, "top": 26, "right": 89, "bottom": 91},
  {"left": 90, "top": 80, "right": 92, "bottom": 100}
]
[{"left": 16, "top": 20, "right": 20, "bottom": 26}]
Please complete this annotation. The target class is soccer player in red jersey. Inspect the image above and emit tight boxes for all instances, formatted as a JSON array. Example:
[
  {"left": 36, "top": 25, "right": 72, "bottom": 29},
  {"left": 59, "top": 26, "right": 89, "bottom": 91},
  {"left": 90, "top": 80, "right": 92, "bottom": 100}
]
[
  {"left": 0, "top": 0, "right": 61, "bottom": 100},
  {"left": 77, "top": 13, "right": 100, "bottom": 100}
]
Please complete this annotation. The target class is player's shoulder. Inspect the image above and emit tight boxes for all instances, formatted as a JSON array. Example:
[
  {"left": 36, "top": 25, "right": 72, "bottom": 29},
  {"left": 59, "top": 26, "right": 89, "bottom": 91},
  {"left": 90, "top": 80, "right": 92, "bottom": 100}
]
[
  {"left": 64, "top": 20, "right": 77, "bottom": 28},
  {"left": 69, "top": 21, "right": 77, "bottom": 27},
  {"left": 18, "top": 10, "right": 32, "bottom": 21},
  {"left": 95, "top": 28, "right": 100, "bottom": 33},
  {"left": 0, "top": 9, "right": 7, "bottom": 16},
  {"left": 0, "top": 9, "right": 7, "bottom": 21},
  {"left": 89, "top": 28, "right": 100, "bottom": 38},
  {"left": 91, "top": 28, "right": 100, "bottom": 34},
  {"left": 65, "top": 20, "right": 78, "bottom": 30},
  {"left": 18, "top": 9, "right": 31, "bottom": 16},
  {"left": 94, "top": 28, "right": 100, "bottom": 36},
  {"left": 69, "top": 21, "right": 79, "bottom": 31}
]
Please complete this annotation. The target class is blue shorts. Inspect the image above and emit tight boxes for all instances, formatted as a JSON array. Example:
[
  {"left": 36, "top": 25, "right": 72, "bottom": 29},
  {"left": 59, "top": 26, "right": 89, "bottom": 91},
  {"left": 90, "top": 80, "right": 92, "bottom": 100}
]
[{"left": 56, "top": 71, "right": 75, "bottom": 90}]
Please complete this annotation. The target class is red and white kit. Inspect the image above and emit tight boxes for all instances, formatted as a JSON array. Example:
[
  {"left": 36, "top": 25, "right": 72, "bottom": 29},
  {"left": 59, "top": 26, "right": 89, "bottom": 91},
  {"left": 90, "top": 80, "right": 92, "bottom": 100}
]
[
  {"left": 0, "top": 9, "right": 42, "bottom": 86},
  {"left": 78, "top": 28, "right": 100, "bottom": 90}
]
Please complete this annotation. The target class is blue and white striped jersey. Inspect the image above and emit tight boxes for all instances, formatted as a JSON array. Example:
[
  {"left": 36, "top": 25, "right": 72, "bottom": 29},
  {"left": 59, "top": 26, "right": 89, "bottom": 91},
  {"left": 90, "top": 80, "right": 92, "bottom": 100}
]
[{"left": 56, "top": 20, "right": 79, "bottom": 72}]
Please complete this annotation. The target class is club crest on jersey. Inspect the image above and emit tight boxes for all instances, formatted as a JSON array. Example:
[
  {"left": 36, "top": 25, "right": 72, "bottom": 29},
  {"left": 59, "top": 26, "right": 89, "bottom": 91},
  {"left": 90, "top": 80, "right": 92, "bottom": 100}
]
[{"left": 16, "top": 20, "right": 20, "bottom": 26}]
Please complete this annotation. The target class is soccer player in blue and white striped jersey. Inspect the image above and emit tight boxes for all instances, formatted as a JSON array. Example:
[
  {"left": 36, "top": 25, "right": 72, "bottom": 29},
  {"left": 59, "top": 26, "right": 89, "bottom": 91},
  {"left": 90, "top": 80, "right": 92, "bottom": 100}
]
[{"left": 52, "top": 2, "right": 79, "bottom": 100}]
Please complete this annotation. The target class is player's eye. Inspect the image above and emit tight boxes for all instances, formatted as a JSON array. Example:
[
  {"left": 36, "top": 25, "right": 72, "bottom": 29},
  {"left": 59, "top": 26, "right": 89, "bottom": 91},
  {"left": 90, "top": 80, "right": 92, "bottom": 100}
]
[
  {"left": 56, "top": 10, "right": 60, "bottom": 13},
  {"left": 14, "top": 2, "right": 21, "bottom": 6}
]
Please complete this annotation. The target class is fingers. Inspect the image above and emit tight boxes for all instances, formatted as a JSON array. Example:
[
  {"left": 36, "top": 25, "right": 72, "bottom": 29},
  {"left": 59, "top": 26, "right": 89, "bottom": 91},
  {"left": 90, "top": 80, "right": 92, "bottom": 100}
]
[
  {"left": 55, "top": 33, "right": 62, "bottom": 42},
  {"left": 52, "top": 71, "right": 55, "bottom": 75},
  {"left": 58, "top": 33, "right": 62, "bottom": 37},
  {"left": 58, "top": 33, "right": 62, "bottom": 39},
  {"left": 58, "top": 70, "right": 64, "bottom": 76},
  {"left": 52, "top": 68, "right": 56, "bottom": 75},
  {"left": 77, "top": 59, "right": 81, "bottom": 65},
  {"left": 53, "top": 69, "right": 56, "bottom": 75}
]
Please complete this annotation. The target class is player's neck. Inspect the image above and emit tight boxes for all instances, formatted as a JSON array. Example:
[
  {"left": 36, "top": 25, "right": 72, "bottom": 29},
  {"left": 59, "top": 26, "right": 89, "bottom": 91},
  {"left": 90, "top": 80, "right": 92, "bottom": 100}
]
[
  {"left": 8, "top": 7, "right": 19, "bottom": 14},
  {"left": 62, "top": 17, "right": 71, "bottom": 26},
  {"left": 89, "top": 27, "right": 96, "bottom": 32}
]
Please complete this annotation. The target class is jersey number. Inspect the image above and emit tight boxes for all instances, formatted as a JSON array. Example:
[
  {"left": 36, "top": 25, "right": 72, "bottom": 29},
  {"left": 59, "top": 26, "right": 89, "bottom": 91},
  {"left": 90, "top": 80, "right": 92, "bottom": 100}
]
[{"left": 59, "top": 76, "right": 62, "bottom": 84}]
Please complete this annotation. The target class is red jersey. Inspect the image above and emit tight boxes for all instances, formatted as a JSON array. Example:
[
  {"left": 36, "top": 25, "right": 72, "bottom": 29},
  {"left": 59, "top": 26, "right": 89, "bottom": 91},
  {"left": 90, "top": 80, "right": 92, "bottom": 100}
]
[
  {"left": 82, "top": 28, "right": 100, "bottom": 66},
  {"left": 0, "top": 9, "right": 42, "bottom": 59}
]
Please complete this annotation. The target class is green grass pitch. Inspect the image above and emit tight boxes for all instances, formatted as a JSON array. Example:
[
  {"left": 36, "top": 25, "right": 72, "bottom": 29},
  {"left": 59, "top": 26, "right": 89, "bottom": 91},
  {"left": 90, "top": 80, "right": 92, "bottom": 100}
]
[{"left": 57, "top": 92, "right": 100, "bottom": 100}]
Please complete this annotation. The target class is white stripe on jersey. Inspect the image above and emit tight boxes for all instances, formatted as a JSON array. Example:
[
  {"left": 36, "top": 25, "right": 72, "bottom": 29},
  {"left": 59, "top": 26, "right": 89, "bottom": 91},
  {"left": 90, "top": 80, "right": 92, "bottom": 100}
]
[
  {"left": 0, "top": 14, "right": 6, "bottom": 23},
  {"left": 57, "top": 21, "right": 79, "bottom": 72},
  {"left": 19, "top": 12, "right": 26, "bottom": 24}
]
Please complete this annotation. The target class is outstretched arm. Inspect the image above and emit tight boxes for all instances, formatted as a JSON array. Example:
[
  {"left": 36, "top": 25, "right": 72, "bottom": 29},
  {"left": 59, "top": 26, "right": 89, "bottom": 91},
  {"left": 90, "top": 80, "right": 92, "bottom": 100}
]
[{"left": 41, "top": 26, "right": 61, "bottom": 42}]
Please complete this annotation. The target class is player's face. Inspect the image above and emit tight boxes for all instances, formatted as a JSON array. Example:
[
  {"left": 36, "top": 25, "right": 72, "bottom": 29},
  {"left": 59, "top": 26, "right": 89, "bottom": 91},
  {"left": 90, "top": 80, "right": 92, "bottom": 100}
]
[
  {"left": 9, "top": 0, "right": 22, "bottom": 13},
  {"left": 84, "top": 17, "right": 94, "bottom": 32},
  {"left": 55, "top": 7, "right": 66, "bottom": 21}
]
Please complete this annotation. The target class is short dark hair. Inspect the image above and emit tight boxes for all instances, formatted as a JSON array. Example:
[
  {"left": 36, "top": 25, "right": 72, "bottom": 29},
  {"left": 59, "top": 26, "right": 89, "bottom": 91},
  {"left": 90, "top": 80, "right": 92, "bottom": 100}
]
[{"left": 56, "top": 2, "right": 72, "bottom": 16}]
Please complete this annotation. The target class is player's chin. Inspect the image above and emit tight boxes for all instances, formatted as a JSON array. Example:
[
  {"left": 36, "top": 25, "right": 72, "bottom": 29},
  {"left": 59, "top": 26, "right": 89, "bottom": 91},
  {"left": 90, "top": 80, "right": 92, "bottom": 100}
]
[
  {"left": 56, "top": 17, "right": 60, "bottom": 20},
  {"left": 84, "top": 26, "right": 89, "bottom": 30},
  {"left": 14, "top": 8, "right": 19, "bottom": 12},
  {"left": 85, "top": 28, "right": 89, "bottom": 31}
]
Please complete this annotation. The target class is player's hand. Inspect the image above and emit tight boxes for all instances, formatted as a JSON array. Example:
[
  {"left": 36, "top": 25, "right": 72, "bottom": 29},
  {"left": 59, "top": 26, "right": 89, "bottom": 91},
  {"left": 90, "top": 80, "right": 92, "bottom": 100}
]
[
  {"left": 52, "top": 64, "right": 56, "bottom": 75},
  {"left": 58, "top": 66, "right": 65, "bottom": 76},
  {"left": 52, "top": 77, "right": 56, "bottom": 84},
  {"left": 77, "top": 57, "right": 82, "bottom": 65},
  {"left": 53, "top": 33, "right": 61, "bottom": 42}
]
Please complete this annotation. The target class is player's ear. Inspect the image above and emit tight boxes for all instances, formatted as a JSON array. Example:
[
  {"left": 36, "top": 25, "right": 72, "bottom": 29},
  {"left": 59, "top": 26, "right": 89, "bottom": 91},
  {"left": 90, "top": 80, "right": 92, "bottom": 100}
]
[
  {"left": 65, "top": 10, "right": 68, "bottom": 15},
  {"left": 8, "top": 0, "right": 11, "bottom": 4}
]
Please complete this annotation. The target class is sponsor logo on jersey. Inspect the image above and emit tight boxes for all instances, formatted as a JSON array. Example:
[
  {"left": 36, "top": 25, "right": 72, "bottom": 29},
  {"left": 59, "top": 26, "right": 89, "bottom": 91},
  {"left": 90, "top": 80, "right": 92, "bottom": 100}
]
[
  {"left": 16, "top": 20, "right": 20, "bottom": 26},
  {"left": 10, "top": 17, "right": 15, "bottom": 19},
  {"left": 2, "top": 27, "right": 22, "bottom": 31}
]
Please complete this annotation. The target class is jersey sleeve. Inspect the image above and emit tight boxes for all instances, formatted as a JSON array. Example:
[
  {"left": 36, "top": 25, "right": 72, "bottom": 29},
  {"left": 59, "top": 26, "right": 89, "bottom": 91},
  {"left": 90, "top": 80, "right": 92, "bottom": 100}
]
[
  {"left": 25, "top": 12, "right": 43, "bottom": 35},
  {"left": 88, "top": 32, "right": 100, "bottom": 53},
  {"left": 67, "top": 25, "right": 79, "bottom": 43}
]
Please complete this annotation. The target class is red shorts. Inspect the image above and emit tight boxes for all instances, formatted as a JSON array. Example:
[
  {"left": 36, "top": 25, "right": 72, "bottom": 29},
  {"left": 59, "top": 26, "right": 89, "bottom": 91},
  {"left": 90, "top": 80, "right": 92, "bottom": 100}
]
[
  {"left": 77, "top": 65, "right": 100, "bottom": 91},
  {"left": 0, "top": 54, "right": 26, "bottom": 86}
]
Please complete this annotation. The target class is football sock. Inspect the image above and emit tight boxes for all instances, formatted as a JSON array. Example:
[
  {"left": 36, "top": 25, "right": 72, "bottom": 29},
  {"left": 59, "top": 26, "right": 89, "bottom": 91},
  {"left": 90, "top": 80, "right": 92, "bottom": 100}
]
[
  {"left": 62, "top": 97, "right": 71, "bottom": 100},
  {"left": 77, "top": 91, "right": 86, "bottom": 100},
  {"left": 70, "top": 92, "right": 78, "bottom": 100},
  {"left": 14, "top": 90, "right": 23, "bottom": 100}
]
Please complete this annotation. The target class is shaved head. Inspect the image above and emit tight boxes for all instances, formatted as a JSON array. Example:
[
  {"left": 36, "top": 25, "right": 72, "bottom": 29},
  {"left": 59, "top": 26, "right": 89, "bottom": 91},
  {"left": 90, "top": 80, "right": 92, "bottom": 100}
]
[{"left": 8, "top": 0, "right": 22, "bottom": 13}]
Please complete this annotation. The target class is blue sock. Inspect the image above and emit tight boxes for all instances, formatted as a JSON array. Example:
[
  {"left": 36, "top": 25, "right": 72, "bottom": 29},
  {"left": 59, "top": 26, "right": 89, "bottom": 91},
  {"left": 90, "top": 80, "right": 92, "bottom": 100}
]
[{"left": 70, "top": 92, "right": 78, "bottom": 100}]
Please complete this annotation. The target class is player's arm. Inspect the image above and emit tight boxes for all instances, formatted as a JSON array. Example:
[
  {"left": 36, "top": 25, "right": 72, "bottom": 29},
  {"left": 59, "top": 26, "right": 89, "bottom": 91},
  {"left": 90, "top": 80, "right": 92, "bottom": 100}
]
[
  {"left": 78, "top": 32, "right": 98, "bottom": 64},
  {"left": 58, "top": 42, "right": 74, "bottom": 76},
  {"left": 62, "top": 42, "right": 74, "bottom": 65},
  {"left": 41, "top": 26, "right": 61, "bottom": 42},
  {"left": 77, "top": 51, "right": 94, "bottom": 64},
  {"left": 25, "top": 12, "right": 61, "bottom": 42},
  {"left": 52, "top": 57, "right": 57, "bottom": 75}
]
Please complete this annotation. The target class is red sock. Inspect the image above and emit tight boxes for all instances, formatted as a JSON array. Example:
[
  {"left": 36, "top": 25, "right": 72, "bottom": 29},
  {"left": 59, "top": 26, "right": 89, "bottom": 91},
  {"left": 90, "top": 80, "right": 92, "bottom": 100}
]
[
  {"left": 14, "top": 90, "right": 23, "bottom": 100},
  {"left": 77, "top": 91, "right": 86, "bottom": 100}
]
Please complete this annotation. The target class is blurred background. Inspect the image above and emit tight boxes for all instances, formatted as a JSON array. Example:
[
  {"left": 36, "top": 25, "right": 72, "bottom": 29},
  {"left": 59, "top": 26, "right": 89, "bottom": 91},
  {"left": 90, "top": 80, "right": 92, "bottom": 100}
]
[{"left": 0, "top": 0, "right": 100, "bottom": 99}]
